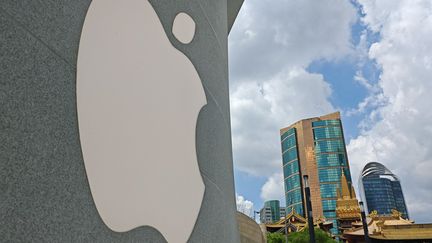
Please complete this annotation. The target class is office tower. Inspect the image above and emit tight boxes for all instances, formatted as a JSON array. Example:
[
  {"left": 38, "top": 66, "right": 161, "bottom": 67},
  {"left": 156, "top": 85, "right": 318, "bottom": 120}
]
[
  {"left": 280, "top": 112, "right": 353, "bottom": 235},
  {"left": 359, "top": 162, "right": 409, "bottom": 219},
  {"left": 260, "top": 200, "right": 286, "bottom": 224}
]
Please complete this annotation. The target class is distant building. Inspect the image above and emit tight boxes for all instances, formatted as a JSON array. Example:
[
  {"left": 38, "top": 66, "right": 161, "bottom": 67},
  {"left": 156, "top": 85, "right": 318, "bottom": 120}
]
[
  {"left": 260, "top": 200, "right": 286, "bottom": 223},
  {"left": 359, "top": 162, "right": 409, "bottom": 219},
  {"left": 280, "top": 111, "right": 354, "bottom": 236},
  {"left": 280, "top": 207, "right": 286, "bottom": 218}
]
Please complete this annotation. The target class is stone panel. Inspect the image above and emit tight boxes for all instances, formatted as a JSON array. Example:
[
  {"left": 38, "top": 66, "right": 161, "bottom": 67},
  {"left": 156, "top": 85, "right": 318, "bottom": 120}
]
[{"left": 0, "top": 0, "right": 239, "bottom": 242}]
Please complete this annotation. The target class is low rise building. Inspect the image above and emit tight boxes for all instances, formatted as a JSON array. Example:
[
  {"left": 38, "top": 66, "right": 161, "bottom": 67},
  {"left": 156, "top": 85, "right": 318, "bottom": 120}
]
[
  {"left": 343, "top": 210, "right": 432, "bottom": 242},
  {"left": 264, "top": 207, "right": 333, "bottom": 235}
]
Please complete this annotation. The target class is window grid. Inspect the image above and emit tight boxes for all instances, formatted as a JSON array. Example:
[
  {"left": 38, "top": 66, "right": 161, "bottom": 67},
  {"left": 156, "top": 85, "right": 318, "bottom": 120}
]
[
  {"left": 320, "top": 183, "right": 340, "bottom": 199},
  {"left": 314, "top": 140, "right": 345, "bottom": 153},
  {"left": 281, "top": 137, "right": 297, "bottom": 151},
  {"left": 283, "top": 161, "right": 299, "bottom": 176},
  {"left": 312, "top": 120, "right": 341, "bottom": 127},
  {"left": 313, "top": 126, "right": 343, "bottom": 140},
  {"left": 284, "top": 174, "right": 301, "bottom": 190},
  {"left": 322, "top": 200, "right": 337, "bottom": 211},
  {"left": 282, "top": 148, "right": 298, "bottom": 164},
  {"left": 281, "top": 128, "right": 296, "bottom": 141}
]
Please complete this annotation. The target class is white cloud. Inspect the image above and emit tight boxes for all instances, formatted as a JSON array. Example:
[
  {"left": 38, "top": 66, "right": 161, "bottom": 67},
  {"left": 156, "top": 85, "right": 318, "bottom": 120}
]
[
  {"left": 260, "top": 173, "right": 285, "bottom": 203},
  {"left": 231, "top": 68, "right": 335, "bottom": 177},
  {"left": 229, "top": 0, "right": 357, "bottom": 84},
  {"left": 236, "top": 194, "right": 254, "bottom": 217},
  {"left": 348, "top": 0, "right": 432, "bottom": 223},
  {"left": 229, "top": 0, "right": 357, "bottom": 205}
]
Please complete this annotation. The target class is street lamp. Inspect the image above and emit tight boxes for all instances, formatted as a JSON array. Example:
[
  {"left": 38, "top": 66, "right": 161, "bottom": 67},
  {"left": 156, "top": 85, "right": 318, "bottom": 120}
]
[
  {"left": 284, "top": 204, "right": 289, "bottom": 243},
  {"left": 359, "top": 201, "right": 371, "bottom": 243},
  {"left": 303, "top": 175, "right": 316, "bottom": 243}
]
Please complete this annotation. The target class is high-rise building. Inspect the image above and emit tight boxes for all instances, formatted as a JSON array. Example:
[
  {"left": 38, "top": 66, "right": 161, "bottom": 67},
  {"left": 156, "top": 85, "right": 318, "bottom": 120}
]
[
  {"left": 260, "top": 200, "right": 286, "bottom": 224},
  {"left": 359, "top": 162, "right": 409, "bottom": 219},
  {"left": 280, "top": 112, "right": 353, "bottom": 235}
]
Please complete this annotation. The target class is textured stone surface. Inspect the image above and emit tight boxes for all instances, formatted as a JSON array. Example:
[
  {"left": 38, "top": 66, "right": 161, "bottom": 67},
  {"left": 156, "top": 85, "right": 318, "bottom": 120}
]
[
  {"left": 0, "top": 0, "right": 239, "bottom": 242},
  {"left": 237, "top": 212, "right": 266, "bottom": 243}
]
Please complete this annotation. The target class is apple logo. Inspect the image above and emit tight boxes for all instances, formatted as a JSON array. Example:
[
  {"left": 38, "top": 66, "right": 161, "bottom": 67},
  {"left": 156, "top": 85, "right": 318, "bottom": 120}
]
[{"left": 76, "top": 0, "right": 205, "bottom": 242}]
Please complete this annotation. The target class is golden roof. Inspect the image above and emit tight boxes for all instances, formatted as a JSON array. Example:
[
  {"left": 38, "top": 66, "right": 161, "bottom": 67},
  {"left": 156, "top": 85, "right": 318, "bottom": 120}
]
[
  {"left": 336, "top": 170, "right": 361, "bottom": 220},
  {"left": 265, "top": 207, "right": 332, "bottom": 233},
  {"left": 370, "top": 224, "right": 432, "bottom": 240},
  {"left": 343, "top": 210, "right": 432, "bottom": 240}
]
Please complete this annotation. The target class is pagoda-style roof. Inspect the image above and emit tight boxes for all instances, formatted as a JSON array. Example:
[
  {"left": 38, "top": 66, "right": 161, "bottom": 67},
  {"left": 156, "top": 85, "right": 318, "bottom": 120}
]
[
  {"left": 336, "top": 170, "right": 361, "bottom": 220},
  {"left": 264, "top": 207, "right": 333, "bottom": 234},
  {"left": 343, "top": 210, "right": 432, "bottom": 241},
  {"left": 371, "top": 224, "right": 432, "bottom": 240},
  {"left": 265, "top": 208, "right": 307, "bottom": 233}
]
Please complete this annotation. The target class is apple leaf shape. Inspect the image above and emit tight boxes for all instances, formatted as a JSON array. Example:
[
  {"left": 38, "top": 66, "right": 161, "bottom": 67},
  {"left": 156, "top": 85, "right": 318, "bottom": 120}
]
[
  {"left": 172, "top": 13, "right": 196, "bottom": 44},
  {"left": 76, "top": 1, "right": 206, "bottom": 242}
]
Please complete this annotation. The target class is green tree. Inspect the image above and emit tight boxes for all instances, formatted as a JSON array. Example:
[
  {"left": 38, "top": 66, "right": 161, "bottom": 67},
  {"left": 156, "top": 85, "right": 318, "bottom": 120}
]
[
  {"left": 267, "top": 232, "right": 286, "bottom": 243},
  {"left": 287, "top": 228, "right": 336, "bottom": 243}
]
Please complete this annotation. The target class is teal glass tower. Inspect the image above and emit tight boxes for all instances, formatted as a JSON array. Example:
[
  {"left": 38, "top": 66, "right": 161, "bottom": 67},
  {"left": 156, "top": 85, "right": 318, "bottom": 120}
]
[
  {"left": 281, "top": 128, "right": 304, "bottom": 217},
  {"left": 280, "top": 112, "right": 353, "bottom": 236},
  {"left": 260, "top": 200, "right": 283, "bottom": 223}
]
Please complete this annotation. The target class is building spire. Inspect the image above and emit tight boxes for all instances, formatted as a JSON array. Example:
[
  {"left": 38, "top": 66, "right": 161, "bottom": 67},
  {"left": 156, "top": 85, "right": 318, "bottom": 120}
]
[
  {"left": 351, "top": 185, "right": 357, "bottom": 198},
  {"left": 341, "top": 169, "right": 350, "bottom": 199},
  {"left": 336, "top": 168, "right": 361, "bottom": 233}
]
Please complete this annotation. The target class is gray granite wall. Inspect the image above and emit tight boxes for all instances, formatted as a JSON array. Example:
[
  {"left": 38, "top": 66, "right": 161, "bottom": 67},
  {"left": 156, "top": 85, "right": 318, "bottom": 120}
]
[{"left": 0, "top": 1, "right": 239, "bottom": 242}]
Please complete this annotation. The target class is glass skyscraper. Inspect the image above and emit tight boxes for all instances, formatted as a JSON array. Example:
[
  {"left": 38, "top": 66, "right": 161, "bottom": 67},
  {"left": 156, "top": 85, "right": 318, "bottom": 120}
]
[
  {"left": 359, "top": 162, "right": 409, "bottom": 219},
  {"left": 280, "top": 112, "right": 353, "bottom": 235}
]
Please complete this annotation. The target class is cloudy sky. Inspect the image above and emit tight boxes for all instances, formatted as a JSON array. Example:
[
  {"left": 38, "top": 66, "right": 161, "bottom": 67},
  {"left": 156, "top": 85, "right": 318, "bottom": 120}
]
[{"left": 229, "top": 0, "right": 432, "bottom": 223}]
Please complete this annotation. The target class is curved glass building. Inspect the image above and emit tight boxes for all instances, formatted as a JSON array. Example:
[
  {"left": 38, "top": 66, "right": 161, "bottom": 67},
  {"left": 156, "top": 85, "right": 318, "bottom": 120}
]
[{"left": 359, "top": 162, "right": 409, "bottom": 219}]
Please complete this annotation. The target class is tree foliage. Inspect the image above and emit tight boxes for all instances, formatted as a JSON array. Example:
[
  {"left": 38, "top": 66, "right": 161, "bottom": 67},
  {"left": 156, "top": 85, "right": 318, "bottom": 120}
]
[
  {"left": 287, "top": 228, "right": 336, "bottom": 243},
  {"left": 267, "top": 232, "right": 286, "bottom": 243},
  {"left": 267, "top": 228, "right": 336, "bottom": 243}
]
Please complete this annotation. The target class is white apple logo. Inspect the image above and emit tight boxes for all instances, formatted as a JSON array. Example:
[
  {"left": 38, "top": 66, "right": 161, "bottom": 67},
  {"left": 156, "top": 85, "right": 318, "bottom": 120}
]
[{"left": 76, "top": 1, "right": 205, "bottom": 242}]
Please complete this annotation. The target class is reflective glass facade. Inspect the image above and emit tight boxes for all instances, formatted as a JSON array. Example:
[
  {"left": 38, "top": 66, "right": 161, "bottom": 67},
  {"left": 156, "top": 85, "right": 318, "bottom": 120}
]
[
  {"left": 265, "top": 200, "right": 280, "bottom": 222},
  {"left": 281, "top": 128, "right": 304, "bottom": 217},
  {"left": 280, "top": 113, "right": 353, "bottom": 237},
  {"left": 312, "top": 119, "right": 352, "bottom": 235},
  {"left": 360, "top": 162, "right": 409, "bottom": 219},
  {"left": 260, "top": 201, "right": 286, "bottom": 224}
]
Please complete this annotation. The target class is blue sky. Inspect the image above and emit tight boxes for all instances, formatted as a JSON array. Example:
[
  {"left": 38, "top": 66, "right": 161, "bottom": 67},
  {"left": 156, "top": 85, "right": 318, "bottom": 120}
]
[{"left": 229, "top": 0, "right": 432, "bottom": 223}]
